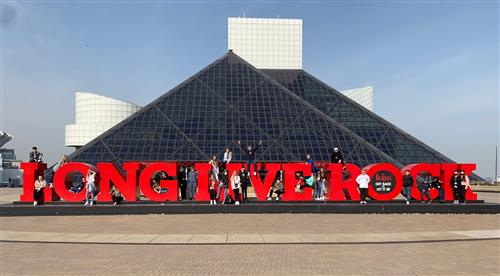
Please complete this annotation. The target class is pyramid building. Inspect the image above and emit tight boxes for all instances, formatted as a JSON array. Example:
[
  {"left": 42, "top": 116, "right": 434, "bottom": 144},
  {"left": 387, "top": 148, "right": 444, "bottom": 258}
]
[{"left": 66, "top": 51, "right": 475, "bottom": 179}]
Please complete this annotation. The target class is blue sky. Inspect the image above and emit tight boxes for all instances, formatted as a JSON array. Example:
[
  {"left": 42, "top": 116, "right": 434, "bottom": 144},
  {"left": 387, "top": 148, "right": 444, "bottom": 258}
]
[{"left": 1, "top": 1, "right": 498, "bottom": 178}]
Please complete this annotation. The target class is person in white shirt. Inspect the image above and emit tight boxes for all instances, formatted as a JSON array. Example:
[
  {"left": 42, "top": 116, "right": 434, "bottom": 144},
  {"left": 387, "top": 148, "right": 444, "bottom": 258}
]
[
  {"left": 231, "top": 170, "right": 241, "bottom": 205},
  {"left": 223, "top": 148, "right": 232, "bottom": 164},
  {"left": 356, "top": 169, "right": 370, "bottom": 204}
]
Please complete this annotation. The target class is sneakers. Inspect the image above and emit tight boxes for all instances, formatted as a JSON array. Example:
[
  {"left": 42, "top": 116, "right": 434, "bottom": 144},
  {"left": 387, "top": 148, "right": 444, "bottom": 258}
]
[
  {"left": 253, "top": 172, "right": 257, "bottom": 176},
  {"left": 113, "top": 202, "right": 118, "bottom": 205},
  {"left": 84, "top": 202, "right": 89, "bottom": 206},
  {"left": 90, "top": 202, "right": 94, "bottom": 206},
  {"left": 235, "top": 201, "right": 240, "bottom": 205},
  {"left": 33, "top": 201, "right": 37, "bottom": 206},
  {"left": 406, "top": 200, "right": 409, "bottom": 205},
  {"left": 275, "top": 197, "right": 280, "bottom": 201},
  {"left": 267, "top": 197, "right": 272, "bottom": 201},
  {"left": 360, "top": 201, "right": 367, "bottom": 205}
]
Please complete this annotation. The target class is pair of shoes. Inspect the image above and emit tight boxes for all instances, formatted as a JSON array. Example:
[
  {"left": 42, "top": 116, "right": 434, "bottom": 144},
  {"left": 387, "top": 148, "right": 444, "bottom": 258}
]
[
  {"left": 267, "top": 197, "right": 272, "bottom": 201},
  {"left": 84, "top": 202, "right": 89, "bottom": 206},
  {"left": 33, "top": 201, "right": 37, "bottom": 206},
  {"left": 113, "top": 202, "right": 117, "bottom": 205},
  {"left": 275, "top": 197, "right": 280, "bottom": 201},
  {"left": 90, "top": 202, "right": 94, "bottom": 206},
  {"left": 235, "top": 201, "right": 240, "bottom": 205}
]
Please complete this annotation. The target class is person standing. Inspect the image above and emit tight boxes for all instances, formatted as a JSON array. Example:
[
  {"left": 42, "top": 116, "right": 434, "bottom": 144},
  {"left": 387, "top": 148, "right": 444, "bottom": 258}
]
[
  {"left": 209, "top": 156, "right": 219, "bottom": 182},
  {"left": 330, "top": 147, "right": 345, "bottom": 167},
  {"left": 231, "top": 171, "right": 241, "bottom": 205},
  {"left": 239, "top": 167, "right": 251, "bottom": 202},
  {"left": 402, "top": 170, "right": 413, "bottom": 205},
  {"left": 177, "top": 167, "right": 187, "bottom": 201},
  {"left": 306, "top": 154, "right": 316, "bottom": 173},
  {"left": 33, "top": 175, "right": 47, "bottom": 206},
  {"left": 29, "top": 147, "right": 43, "bottom": 162},
  {"left": 237, "top": 140, "right": 262, "bottom": 175},
  {"left": 356, "top": 169, "right": 370, "bottom": 204},
  {"left": 84, "top": 170, "right": 96, "bottom": 206},
  {"left": 217, "top": 169, "right": 229, "bottom": 203},
  {"left": 450, "top": 171, "right": 462, "bottom": 204},
  {"left": 430, "top": 177, "right": 444, "bottom": 203},
  {"left": 209, "top": 178, "right": 218, "bottom": 205},
  {"left": 460, "top": 170, "right": 470, "bottom": 204},
  {"left": 417, "top": 178, "right": 432, "bottom": 204},
  {"left": 187, "top": 167, "right": 198, "bottom": 200}
]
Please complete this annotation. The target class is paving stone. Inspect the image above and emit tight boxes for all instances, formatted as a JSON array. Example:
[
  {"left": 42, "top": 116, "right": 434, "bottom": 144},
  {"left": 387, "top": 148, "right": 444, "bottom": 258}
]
[
  {"left": 188, "top": 234, "right": 227, "bottom": 244},
  {"left": 227, "top": 234, "right": 264, "bottom": 243},
  {"left": 150, "top": 234, "right": 193, "bottom": 244}
]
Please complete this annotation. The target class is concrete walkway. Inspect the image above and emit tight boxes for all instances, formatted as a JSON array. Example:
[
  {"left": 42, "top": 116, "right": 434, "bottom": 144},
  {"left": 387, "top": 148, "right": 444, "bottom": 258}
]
[{"left": 2, "top": 229, "right": 499, "bottom": 245}]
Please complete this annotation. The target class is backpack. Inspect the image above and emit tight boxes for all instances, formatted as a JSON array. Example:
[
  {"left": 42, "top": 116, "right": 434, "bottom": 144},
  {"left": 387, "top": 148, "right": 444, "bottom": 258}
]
[{"left": 224, "top": 195, "right": 234, "bottom": 204}]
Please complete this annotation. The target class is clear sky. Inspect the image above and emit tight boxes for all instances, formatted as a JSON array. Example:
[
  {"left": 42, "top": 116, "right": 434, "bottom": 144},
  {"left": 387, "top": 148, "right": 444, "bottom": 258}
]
[{"left": 1, "top": 1, "right": 498, "bottom": 178}]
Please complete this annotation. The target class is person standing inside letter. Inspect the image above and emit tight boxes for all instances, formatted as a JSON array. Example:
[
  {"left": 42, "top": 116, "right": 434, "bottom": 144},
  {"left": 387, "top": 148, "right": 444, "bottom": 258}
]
[
  {"left": 460, "top": 170, "right": 470, "bottom": 204},
  {"left": 231, "top": 170, "right": 241, "bottom": 205},
  {"left": 187, "top": 167, "right": 198, "bottom": 200},
  {"left": 356, "top": 169, "right": 370, "bottom": 204},
  {"left": 84, "top": 170, "right": 96, "bottom": 206},
  {"left": 402, "top": 170, "right": 414, "bottom": 205},
  {"left": 237, "top": 140, "right": 262, "bottom": 175}
]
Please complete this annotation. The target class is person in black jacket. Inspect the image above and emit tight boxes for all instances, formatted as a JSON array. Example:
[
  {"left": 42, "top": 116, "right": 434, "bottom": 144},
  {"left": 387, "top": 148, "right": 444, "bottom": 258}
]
[
  {"left": 450, "top": 171, "right": 462, "bottom": 204},
  {"left": 402, "top": 170, "right": 413, "bottom": 205},
  {"left": 430, "top": 177, "right": 444, "bottom": 203},
  {"left": 237, "top": 140, "right": 262, "bottom": 175},
  {"left": 417, "top": 178, "right": 432, "bottom": 204},
  {"left": 177, "top": 167, "right": 187, "bottom": 200},
  {"left": 330, "top": 147, "right": 345, "bottom": 167},
  {"left": 239, "top": 167, "right": 251, "bottom": 203}
]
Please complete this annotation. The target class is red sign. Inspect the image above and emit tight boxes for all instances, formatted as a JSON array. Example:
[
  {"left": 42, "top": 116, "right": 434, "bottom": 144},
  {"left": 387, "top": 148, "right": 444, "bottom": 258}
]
[{"left": 19, "top": 162, "right": 478, "bottom": 202}]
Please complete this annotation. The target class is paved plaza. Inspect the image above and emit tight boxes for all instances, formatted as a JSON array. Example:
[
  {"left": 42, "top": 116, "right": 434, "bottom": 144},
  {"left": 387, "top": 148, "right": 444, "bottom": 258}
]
[{"left": 1, "top": 213, "right": 499, "bottom": 275}]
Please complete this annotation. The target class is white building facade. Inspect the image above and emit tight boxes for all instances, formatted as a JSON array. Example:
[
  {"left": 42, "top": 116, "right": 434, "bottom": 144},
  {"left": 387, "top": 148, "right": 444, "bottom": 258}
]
[
  {"left": 65, "top": 92, "right": 141, "bottom": 148},
  {"left": 228, "top": 17, "right": 302, "bottom": 69}
]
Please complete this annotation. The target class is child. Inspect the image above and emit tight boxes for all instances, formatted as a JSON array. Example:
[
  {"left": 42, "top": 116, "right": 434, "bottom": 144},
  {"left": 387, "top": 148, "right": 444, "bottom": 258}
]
[{"left": 209, "top": 178, "right": 218, "bottom": 205}]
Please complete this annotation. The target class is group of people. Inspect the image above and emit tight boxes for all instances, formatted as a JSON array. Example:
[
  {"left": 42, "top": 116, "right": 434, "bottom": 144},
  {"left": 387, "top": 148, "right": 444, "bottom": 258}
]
[
  {"left": 402, "top": 169, "right": 470, "bottom": 205},
  {"left": 29, "top": 144, "right": 473, "bottom": 206}
]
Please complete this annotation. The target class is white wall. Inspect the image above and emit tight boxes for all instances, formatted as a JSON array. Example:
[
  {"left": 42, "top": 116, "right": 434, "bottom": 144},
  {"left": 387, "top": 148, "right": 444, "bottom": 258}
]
[{"left": 228, "top": 17, "right": 302, "bottom": 69}]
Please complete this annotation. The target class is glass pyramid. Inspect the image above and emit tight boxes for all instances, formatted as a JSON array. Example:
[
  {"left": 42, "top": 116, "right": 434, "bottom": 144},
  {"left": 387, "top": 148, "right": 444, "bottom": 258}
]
[{"left": 66, "top": 51, "right": 480, "bottom": 179}]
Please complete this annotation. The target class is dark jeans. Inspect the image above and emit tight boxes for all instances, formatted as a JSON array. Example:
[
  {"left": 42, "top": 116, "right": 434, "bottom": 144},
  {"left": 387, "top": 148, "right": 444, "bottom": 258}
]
[
  {"left": 112, "top": 195, "right": 123, "bottom": 205},
  {"left": 180, "top": 182, "right": 187, "bottom": 200},
  {"left": 359, "top": 188, "right": 368, "bottom": 202},
  {"left": 459, "top": 188, "right": 466, "bottom": 202},
  {"left": 437, "top": 189, "right": 445, "bottom": 201},
  {"left": 269, "top": 188, "right": 284, "bottom": 199},
  {"left": 452, "top": 188, "right": 460, "bottom": 201},
  {"left": 241, "top": 184, "right": 248, "bottom": 201},
  {"left": 420, "top": 190, "right": 431, "bottom": 202},
  {"left": 33, "top": 189, "right": 44, "bottom": 204},
  {"left": 233, "top": 189, "right": 240, "bottom": 202},
  {"left": 402, "top": 186, "right": 412, "bottom": 201},
  {"left": 246, "top": 159, "right": 258, "bottom": 174}
]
